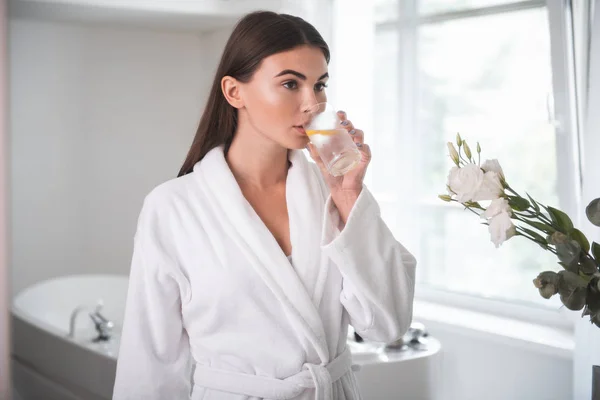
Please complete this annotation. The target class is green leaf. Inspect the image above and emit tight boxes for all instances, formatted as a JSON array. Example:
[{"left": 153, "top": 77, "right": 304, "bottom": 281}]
[
  {"left": 586, "top": 198, "right": 600, "bottom": 227},
  {"left": 560, "top": 287, "right": 587, "bottom": 311},
  {"left": 592, "top": 242, "right": 600, "bottom": 263},
  {"left": 508, "top": 196, "right": 531, "bottom": 212},
  {"left": 541, "top": 205, "right": 558, "bottom": 228},
  {"left": 547, "top": 206, "right": 574, "bottom": 234},
  {"left": 558, "top": 261, "right": 570, "bottom": 270},
  {"left": 579, "top": 256, "right": 598, "bottom": 275},
  {"left": 587, "top": 280, "right": 600, "bottom": 312},
  {"left": 591, "top": 311, "right": 600, "bottom": 328},
  {"left": 570, "top": 229, "right": 590, "bottom": 254},
  {"left": 527, "top": 221, "right": 556, "bottom": 235},
  {"left": 526, "top": 192, "right": 540, "bottom": 213},
  {"left": 556, "top": 240, "right": 581, "bottom": 271},
  {"left": 559, "top": 270, "right": 588, "bottom": 287},
  {"left": 520, "top": 227, "right": 547, "bottom": 245},
  {"left": 557, "top": 270, "right": 588, "bottom": 310}
]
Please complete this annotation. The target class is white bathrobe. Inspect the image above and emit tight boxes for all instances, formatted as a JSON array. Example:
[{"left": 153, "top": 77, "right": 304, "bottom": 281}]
[{"left": 112, "top": 145, "right": 416, "bottom": 400}]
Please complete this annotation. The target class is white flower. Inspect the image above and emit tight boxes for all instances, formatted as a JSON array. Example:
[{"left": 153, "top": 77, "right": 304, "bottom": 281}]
[
  {"left": 482, "top": 159, "right": 505, "bottom": 181},
  {"left": 488, "top": 211, "right": 516, "bottom": 248},
  {"left": 482, "top": 198, "right": 512, "bottom": 220},
  {"left": 447, "top": 164, "right": 504, "bottom": 203},
  {"left": 447, "top": 164, "right": 484, "bottom": 203},
  {"left": 471, "top": 171, "right": 504, "bottom": 202}
]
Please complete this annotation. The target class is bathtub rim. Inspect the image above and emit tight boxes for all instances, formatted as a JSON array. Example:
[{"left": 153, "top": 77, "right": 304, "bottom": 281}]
[{"left": 11, "top": 273, "right": 128, "bottom": 361}]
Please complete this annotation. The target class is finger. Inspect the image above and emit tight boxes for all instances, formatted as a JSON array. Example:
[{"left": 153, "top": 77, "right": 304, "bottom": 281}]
[
  {"left": 337, "top": 110, "right": 347, "bottom": 121},
  {"left": 356, "top": 142, "right": 372, "bottom": 162},
  {"left": 339, "top": 119, "right": 354, "bottom": 131},
  {"left": 348, "top": 128, "right": 364, "bottom": 144}
]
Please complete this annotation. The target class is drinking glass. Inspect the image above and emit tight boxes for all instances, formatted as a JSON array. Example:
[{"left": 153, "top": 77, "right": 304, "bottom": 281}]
[{"left": 303, "top": 102, "right": 361, "bottom": 177}]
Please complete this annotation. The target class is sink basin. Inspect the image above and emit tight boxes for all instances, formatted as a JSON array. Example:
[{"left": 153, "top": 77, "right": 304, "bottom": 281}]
[{"left": 348, "top": 333, "right": 443, "bottom": 399}]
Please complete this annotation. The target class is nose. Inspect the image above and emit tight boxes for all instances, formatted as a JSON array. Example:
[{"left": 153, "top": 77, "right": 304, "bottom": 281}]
[{"left": 302, "top": 89, "right": 320, "bottom": 113}]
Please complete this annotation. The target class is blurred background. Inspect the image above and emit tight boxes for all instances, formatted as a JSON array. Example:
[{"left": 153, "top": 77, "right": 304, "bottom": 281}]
[{"left": 1, "top": 0, "right": 600, "bottom": 399}]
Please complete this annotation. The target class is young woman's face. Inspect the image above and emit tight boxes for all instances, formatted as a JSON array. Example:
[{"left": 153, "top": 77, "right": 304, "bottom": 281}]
[{"left": 239, "top": 45, "right": 329, "bottom": 149}]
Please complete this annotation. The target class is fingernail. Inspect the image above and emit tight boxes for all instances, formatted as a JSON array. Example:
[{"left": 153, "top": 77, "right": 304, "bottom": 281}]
[
  {"left": 349, "top": 129, "right": 356, "bottom": 135},
  {"left": 338, "top": 110, "right": 346, "bottom": 115},
  {"left": 341, "top": 120, "right": 349, "bottom": 126},
  {"left": 356, "top": 142, "right": 362, "bottom": 147}
]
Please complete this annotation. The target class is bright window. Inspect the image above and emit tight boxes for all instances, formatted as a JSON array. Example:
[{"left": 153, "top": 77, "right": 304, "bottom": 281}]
[{"left": 370, "top": 0, "right": 580, "bottom": 314}]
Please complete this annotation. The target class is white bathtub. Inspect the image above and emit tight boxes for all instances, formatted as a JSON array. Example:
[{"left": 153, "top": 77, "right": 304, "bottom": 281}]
[
  {"left": 11, "top": 274, "right": 128, "bottom": 400},
  {"left": 11, "top": 274, "right": 442, "bottom": 400}
]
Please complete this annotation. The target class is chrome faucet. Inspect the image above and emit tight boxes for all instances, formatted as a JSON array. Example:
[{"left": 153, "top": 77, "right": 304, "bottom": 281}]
[
  {"left": 68, "top": 300, "right": 114, "bottom": 342},
  {"left": 403, "top": 322, "right": 429, "bottom": 348},
  {"left": 384, "top": 321, "right": 430, "bottom": 351},
  {"left": 89, "top": 308, "right": 114, "bottom": 342}
]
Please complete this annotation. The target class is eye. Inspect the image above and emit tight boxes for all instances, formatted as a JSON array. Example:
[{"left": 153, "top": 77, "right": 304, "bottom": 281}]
[
  {"left": 315, "top": 82, "right": 328, "bottom": 92},
  {"left": 283, "top": 80, "right": 298, "bottom": 90}
]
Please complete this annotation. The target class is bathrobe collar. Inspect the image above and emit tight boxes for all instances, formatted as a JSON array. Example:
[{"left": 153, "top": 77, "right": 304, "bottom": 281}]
[{"left": 193, "top": 145, "right": 331, "bottom": 363}]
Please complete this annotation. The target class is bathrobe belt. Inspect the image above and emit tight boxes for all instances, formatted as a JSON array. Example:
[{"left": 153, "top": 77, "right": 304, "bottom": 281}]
[{"left": 192, "top": 347, "right": 359, "bottom": 400}]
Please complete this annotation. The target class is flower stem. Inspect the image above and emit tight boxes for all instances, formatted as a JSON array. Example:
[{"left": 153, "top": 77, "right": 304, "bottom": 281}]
[
  {"left": 505, "top": 186, "right": 520, "bottom": 197},
  {"left": 513, "top": 214, "right": 546, "bottom": 231},
  {"left": 515, "top": 227, "right": 557, "bottom": 254},
  {"left": 464, "top": 206, "right": 481, "bottom": 217},
  {"left": 505, "top": 184, "right": 556, "bottom": 226}
]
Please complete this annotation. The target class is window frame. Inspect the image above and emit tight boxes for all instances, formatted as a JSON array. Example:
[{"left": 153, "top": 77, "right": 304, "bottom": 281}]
[{"left": 376, "top": 0, "right": 583, "bottom": 330}]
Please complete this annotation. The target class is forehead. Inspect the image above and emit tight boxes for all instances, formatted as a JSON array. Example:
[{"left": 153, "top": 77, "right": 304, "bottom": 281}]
[{"left": 256, "top": 45, "right": 328, "bottom": 79}]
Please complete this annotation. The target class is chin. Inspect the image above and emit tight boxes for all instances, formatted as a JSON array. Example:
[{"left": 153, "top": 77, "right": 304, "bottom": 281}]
[{"left": 287, "top": 136, "right": 310, "bottom": 150}]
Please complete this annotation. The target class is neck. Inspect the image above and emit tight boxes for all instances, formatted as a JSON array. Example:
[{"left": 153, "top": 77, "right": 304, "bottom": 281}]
[{"left": 226, "top": 115, "right": 290, "bottom": 189}]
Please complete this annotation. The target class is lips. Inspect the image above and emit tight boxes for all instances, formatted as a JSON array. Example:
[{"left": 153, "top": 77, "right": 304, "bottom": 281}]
[{"left": 294, "top": 126, "right": 307, "bottom": 135}]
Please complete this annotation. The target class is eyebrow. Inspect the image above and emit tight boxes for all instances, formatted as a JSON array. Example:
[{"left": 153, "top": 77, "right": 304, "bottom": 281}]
[{"left": 274, "top": 70, "right": 329, "bottom": 81}]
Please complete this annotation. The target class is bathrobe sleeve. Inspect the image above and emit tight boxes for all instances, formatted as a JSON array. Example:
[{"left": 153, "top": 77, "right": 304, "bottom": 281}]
[
  {"left": 321, "top": 186, "right": 417, "bottom": 343},
  {"left": 113, "top": 194, "right": 193, "bottom": 400}
]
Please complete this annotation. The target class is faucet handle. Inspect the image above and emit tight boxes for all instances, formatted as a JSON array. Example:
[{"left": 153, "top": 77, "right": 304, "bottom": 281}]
[
  {"left": 90, "top": 311, "right": 114, "bottom": 342},
  {"left": 406, "top": 322, "right": 428, "bottom": 342},
  {"left": 94, "top": 299, "right": 104, "bottom": 313},
  {"left": 90, "top": 311, "right": 113, "bottom": 329}
]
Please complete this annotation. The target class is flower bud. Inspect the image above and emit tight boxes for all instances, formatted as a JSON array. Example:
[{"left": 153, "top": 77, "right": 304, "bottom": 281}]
[
  {"left": 438, "top": 194, "right": 452, "bottom": 202},
  {"left": 477, "top": 142, "right": 481, "bottom": 154},
  {"left": 549, "top": 231, "right": 568, "bottom": 245},
  {"left": 456, "top": 133, "right": 462, "bottom": 146},
  {"left": 463, "top": 141, "right": 472, "bottom": 159},
  {"left": 464, "top": 201, "right": 482, "bottom": 209},
  {"left": 447, "top": 142, "right": 460, "bottom": 166},
  {"left": 533, "top": 271, "right": 559, "bottom": 299}
]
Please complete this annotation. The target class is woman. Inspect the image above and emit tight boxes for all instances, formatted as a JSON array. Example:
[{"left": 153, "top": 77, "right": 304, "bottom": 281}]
[{"left": 113, "top": 10, "right": 416, "bottom": 400}]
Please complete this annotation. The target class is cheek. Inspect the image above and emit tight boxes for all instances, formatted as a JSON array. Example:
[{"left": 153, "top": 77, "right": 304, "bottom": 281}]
[
  {"left": 317, "top": 89, "right": 327, "bottom": 102},
  {"left": 246, "top": 86, "right": 298, "bottom": 126}
]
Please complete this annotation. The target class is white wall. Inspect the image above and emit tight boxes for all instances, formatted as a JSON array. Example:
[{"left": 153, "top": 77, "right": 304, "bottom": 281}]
[
  {"left": 8, "top": 18, "right": 231, "bottom": 295},
  {"left": 416, "top": 316, "right": 572, "bottom": 400}
]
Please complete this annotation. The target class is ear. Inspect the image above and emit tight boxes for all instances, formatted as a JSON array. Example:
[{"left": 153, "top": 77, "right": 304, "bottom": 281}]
[{"left": 221, "top": 76, "right": 244, "bottom": 109}]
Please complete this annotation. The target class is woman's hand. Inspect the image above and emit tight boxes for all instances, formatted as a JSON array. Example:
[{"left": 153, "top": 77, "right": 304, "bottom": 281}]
[{"left": 307, "top": 111, "right": 372, "bottom": 223}]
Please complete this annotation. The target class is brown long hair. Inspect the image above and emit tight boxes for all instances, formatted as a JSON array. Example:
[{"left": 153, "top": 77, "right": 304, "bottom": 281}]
[{"left": 177, "top": 11, "right": 330, "bottom": 177}]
